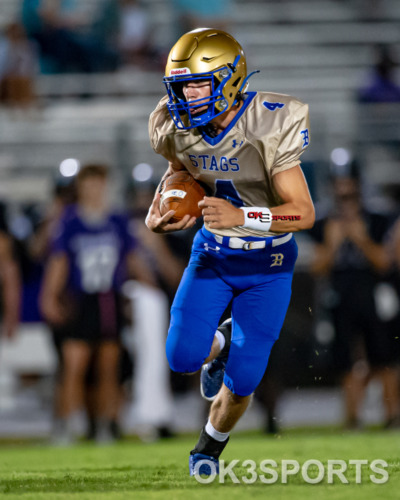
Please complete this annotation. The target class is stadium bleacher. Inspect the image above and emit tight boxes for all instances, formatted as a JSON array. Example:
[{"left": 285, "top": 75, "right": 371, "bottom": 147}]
[{"left": 0, "top": 0, "right": 398, "bottom": 201}]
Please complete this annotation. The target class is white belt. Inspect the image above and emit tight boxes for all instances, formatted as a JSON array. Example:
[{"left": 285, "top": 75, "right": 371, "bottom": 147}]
[{"left": 213, "top": 232, "right": 292, "bottom": 250}]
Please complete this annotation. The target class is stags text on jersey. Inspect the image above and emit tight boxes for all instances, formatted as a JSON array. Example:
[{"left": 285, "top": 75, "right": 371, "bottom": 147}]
[{"left": 188, "top": 154, "right": 240, "bottom": 172}]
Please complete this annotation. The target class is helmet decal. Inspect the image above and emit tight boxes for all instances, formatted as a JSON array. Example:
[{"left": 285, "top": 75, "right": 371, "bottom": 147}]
[{"left": 169, "top": 67, "right": 191, "bottom": 76}]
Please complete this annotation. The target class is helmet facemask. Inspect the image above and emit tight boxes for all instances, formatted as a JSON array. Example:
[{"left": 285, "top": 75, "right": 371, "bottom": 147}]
[{"left": 163, "top": 55, "right": 242, "bottom": 130}]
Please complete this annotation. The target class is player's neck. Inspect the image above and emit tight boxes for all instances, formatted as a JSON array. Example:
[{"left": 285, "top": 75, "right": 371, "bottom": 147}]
[
  {"left": 78, "top": 201, "right": 108, "bottom": 222},
  {"left": 210, "top": 100, "right": 243, "bottom": 135}
]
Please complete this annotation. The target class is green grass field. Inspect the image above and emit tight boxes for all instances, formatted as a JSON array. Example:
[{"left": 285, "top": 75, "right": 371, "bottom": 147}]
[{"left": 0, "top": 428, "right": 399, "bottom": 500}]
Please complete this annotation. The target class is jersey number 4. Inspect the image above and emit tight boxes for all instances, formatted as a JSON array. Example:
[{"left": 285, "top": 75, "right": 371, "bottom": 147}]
[
  {"left": 214, "top": 179, "right": 244, "bottom": 207},
  {"left": 263, "top": 101, "right": 285, "bottom": 111}
]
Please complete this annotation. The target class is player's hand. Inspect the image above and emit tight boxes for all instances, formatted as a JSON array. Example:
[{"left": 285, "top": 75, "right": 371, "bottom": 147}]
[
  {"left": 199, "top": 196, "right": 244, "bottom": 229},
  {"left": 41, "top": 299, "right": 67, "bottom": 326},
  {"left": 1, "top": 317, "right": 18, "bottom": 340},
  {"left": 324, "top": 219, "right": 346, "bottom": 253},
  {"left": 145, "top": 193, "right": 197, "bottom": 233},
  {"left": 344, "top": 217, "right": 370, "bottom": 247}
]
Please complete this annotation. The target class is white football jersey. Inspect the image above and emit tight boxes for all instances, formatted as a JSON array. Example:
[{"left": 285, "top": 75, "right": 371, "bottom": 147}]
[{"left": 149, "top": 91, "right": 310, "bottom": 237}]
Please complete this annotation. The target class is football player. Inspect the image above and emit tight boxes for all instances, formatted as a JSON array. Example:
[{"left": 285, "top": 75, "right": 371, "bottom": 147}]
[{"left": 146, "top": 28, "right": 315, "bottom": 476}]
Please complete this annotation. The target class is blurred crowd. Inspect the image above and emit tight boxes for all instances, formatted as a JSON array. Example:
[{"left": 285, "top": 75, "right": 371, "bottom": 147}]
[
  {"left": 0, "top": 163, "right": 201, "bottom": 444},
  {"left": 1, "top": 0, "right": 400, "bottom": 110},
  {"left": 0, "top": 0, "right": 235, "bottom": 109}
]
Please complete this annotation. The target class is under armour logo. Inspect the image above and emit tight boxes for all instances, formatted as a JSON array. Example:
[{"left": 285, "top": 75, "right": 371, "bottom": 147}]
[
  {"left": 300, "top": 129, "right": 310, "bottom": 148},
  {"left": 271, "top": 253, "right": 284, "bottom": 267},
  {"left": 232, "top": 140, "right": 244, "bottom": 148},
  {"left": 263, "top": 101, "right": 285, "bottom": 111},
  {"left": 204, "top": 243, "right": 220, "bottom": 252}
]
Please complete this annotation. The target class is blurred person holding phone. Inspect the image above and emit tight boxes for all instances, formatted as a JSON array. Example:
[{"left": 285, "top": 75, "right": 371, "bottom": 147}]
[{"left": 310, "top": 159, "right": 400, "bottom": 429}]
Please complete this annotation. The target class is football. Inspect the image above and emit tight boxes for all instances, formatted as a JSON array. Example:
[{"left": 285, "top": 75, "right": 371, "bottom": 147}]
[{"left": 159, "top": 171, "right": 205, "bottom": 223}]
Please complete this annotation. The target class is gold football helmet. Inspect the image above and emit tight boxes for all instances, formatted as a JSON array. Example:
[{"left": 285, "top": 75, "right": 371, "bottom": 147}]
[{"left": 163, "top": 28, "right": 255, "bottom": 129}]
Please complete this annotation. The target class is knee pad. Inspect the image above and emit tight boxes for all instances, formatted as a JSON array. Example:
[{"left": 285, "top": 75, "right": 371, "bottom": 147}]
[
  {"left": 165, "top": 326, "right": 205, "bottom": 374},
  {"left": 166, "top": 307, "right": 217, "bottom": 373}
]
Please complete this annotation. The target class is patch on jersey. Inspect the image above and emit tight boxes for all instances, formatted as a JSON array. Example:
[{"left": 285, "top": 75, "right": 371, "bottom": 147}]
[
  {"left": 300, "top": 129, "right": 310, "bottom": 148},
  {"left": 232, "top": 140, "right": 244, "bottom": 148},
  {"left": 161, "top": 189, "right": 187, "bottom": 203},
  {"left": 262, "top": 101, "right": 285, "bottom": 111},
  {"left": 169, "top": 67, "right": 191, "bottom": 76}
]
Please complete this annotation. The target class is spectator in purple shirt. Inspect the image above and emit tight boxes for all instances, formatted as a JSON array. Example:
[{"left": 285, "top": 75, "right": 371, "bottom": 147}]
[{"left": 40, "top": 163, "right": 154, "bottom": 444}]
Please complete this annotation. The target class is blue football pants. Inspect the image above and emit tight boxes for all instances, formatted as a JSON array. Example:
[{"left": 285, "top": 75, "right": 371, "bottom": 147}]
[{"left": 166, "top": 227, "right": 298, "bottom": 396}]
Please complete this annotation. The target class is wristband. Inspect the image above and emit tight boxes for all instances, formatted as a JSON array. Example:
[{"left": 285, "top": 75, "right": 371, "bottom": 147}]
[{"left": 240, "top": 207, "right": 272, "bottom": 232}]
